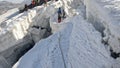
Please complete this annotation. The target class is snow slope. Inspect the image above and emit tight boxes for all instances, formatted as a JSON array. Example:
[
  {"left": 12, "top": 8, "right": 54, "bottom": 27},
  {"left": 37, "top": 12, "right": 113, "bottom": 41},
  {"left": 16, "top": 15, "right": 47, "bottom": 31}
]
[
  {"left": 0, "top": 0, "right": 24, "bottom": 4},
  {"left": 0, "top": 1, "right": 20, "bottom": 15},
  {"left": 0, "top": 0, "right": 119, "bottom": 68},
  {"left": 0, "top": 8, "right": 19, "bottom": 24},
  {"left": 13, "top": 15, "right": 113, "bottom": 68},
  {"left": 13, "top": 0, "right": 120, "bottom": 68},
  {"left": 0, "top": 1, "right": 21, "bottom": 24},
  {"left": 0, "top": 8, "right": 36, "bottom": 52}
]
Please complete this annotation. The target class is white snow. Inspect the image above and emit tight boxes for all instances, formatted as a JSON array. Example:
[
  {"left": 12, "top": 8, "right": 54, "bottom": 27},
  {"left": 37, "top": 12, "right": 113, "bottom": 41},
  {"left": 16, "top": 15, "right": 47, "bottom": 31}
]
[
  {"left": 22, "top": 0, "right": 32, "bottom": 5},
  {"left": 0, "top": 0, "right": 24, "bottom": 4},
  {"left": 13, "top": 14, "right": 113, "bottom": 68},
  {"left": 0, "top": 0, "right": 120, "bottom": 68},
  {"left": 0, "top": 8, "right": 19, "bottom": 24},
  {"left": 84, "top": 0, "right": 120, "bottom": 53},
  {"left": 0, "top": 0, "right": 62, "bottom": 53},
  {"left": 13, "top": 0, "right": 116, "bottom": 67},
  {"left": 0, "top": 1, "right": 20, "bottom": 15},
  {"left": 0, "top": 9, "right": 36, "bottom": 52}
]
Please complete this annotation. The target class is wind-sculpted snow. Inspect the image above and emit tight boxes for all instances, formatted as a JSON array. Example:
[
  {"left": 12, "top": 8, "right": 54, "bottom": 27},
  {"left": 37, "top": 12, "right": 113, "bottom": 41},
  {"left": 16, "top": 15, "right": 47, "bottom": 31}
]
[{"left": 13, "top": 15, "right": 113, "bottom": 68}]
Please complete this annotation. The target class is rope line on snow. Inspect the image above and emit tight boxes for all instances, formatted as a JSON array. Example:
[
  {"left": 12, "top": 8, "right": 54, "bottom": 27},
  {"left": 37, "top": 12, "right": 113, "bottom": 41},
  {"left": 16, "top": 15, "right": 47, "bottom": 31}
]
[{"left": 58, "top": 32, "right": 67, "bottom": 68}]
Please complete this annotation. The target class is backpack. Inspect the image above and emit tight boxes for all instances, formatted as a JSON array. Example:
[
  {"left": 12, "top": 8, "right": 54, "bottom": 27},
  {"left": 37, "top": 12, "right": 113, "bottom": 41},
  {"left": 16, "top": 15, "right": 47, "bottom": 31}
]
[{"left": 58, "top": 8, "right": 61, "bottom": 14}]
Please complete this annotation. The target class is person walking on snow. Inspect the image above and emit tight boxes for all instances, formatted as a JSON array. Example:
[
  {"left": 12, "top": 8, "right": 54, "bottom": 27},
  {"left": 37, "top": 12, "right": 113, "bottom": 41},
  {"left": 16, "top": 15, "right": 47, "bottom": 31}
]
[
  {"left": 24, "top": 4, "right": 28, "bottom": 11},
  {"left": 32, "top": 0, "right": 36, "bottom": 8},
  {"left": 44, "top": 0, "right": 48, "bottom": 6},
  {"left": 35, "top": 0, "right": 40, "bottom": 6},
  {"left": 58, "top": 7, "right": 62, "bottom": 23},
  {"left": 62, "top": 9, "right": 66, "bottom": 19},
  {"left": 37, "top": 0, "right": 40, "bottom": 6},
  {"left": 34, "top": 0, "right": 37, "bottom": 6}
]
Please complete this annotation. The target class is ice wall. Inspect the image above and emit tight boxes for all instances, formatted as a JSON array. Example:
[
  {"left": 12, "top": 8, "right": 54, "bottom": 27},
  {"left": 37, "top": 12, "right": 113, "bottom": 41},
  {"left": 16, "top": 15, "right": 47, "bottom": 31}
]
[
  {"left": 83, "top": 0, "right": 120, "bottom": 53},
  {"left": 0, "top": 8, "right": 36, "bottom": 53},
  {"left": 0, "top": 0, "right": 63, "bottom": 53},
  {"left": 0, "top": 2, "right": 58, "bottom": 67},
  {"left": 0, "top": 8, "right": 37, "bottom": 68},
  {"left": 29, "top": 1, "right": 63, "bottom": 43}
]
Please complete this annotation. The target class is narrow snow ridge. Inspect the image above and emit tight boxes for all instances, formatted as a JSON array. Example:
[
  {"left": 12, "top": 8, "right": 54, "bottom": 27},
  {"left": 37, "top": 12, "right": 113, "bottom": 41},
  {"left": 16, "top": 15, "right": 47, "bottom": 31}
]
[{"left": 13, "top": 15, "right": 113, "bottom": 68}]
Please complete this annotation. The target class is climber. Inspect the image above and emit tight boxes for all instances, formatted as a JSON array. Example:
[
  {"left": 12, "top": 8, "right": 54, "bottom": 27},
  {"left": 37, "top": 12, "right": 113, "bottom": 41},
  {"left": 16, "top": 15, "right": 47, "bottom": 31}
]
[
  {"left": 24, "top": 4, "right": 28, "bottom": 11},
  {"left": 34, "top": 0, "right": 37, "bottom": 6},
  {"left": 37, "top": 0, "right": 40, "bottom": 6},
  {"left": 32, "top": 0, "right": 36, "bottom": 8},
  {"left": 44, "top": 0, "right": 48, "bottom": 6},
  {"left": 34, "top": 0, "right": 39, "bottom": 6},
  {"left": 58, "top": 7, "right": 62, "bottom": 16},
  {"left": 58, "top": 7, "right": 62, "bottom": 23},
  {"left": 58, "top": 13, "right": 62, "bottom": 23},
  {"left": 62, "top": 9, "right": 66, "bottom": 19}
]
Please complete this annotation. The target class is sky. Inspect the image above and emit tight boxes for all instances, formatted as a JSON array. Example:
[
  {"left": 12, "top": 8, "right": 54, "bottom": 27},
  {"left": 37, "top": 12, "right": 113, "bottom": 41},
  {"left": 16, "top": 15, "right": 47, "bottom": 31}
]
[{"left": 0, "top": 0, "right": 24, "bottom": 3}]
